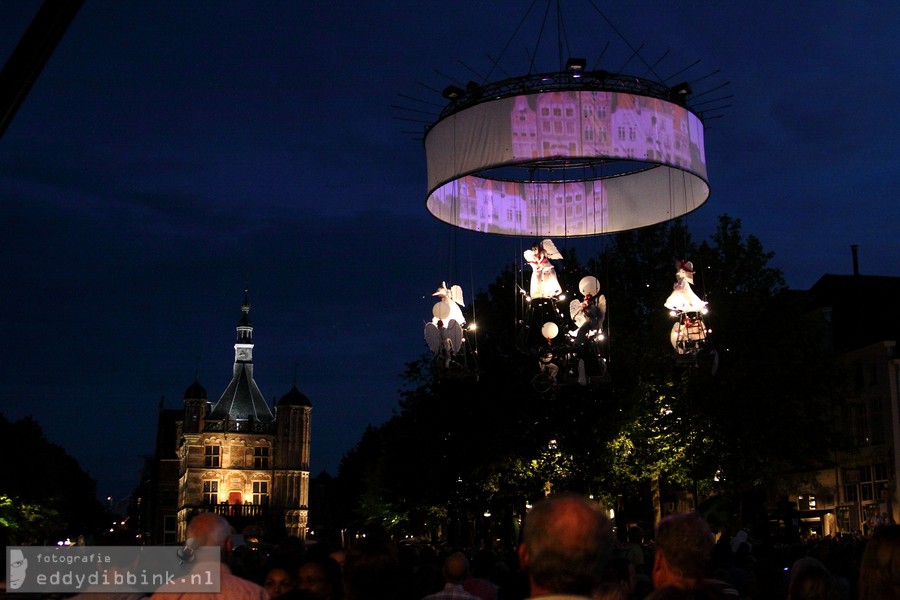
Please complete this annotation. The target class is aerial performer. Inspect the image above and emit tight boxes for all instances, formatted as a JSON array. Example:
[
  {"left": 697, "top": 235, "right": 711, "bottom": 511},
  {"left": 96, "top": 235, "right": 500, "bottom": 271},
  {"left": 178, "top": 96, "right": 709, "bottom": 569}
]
[
  {"left": 420, "top": 15, "right": 719, "bottom": 379},
  {"left": 424, "top": 317, "right": 464, "bottom": 368},
  {"left": 664, "top": 259, "right": 707, "bottom": 313},
  {"left": 424, "top": 282, "right": 465, "bottom": 368},
  {"left": 524, "top": 239, "right": 563, "bottom": 298},
  {"left": 664, "top": 259, "right": 709, "bottom": 355},
  {"left": 431, "top": 281, "right": 465, "bottom": 327},
  {"left": 571, "top": 275, "right": 607, "bottom": 346}
]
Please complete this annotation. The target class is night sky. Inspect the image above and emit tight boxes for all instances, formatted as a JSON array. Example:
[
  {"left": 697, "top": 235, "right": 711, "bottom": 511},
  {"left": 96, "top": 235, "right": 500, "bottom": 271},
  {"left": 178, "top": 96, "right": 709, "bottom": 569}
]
[{"left": 1, "top": 1, "right": 898, "bottom": 504}]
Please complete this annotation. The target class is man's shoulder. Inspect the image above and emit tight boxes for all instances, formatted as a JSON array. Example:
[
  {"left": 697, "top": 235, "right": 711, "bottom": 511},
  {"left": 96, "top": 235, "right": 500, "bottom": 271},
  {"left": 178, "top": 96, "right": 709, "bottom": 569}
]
[
  {"left": 463, "top": 577, "right": 498, "bottom": 600},
  {"left": 646, "top": 583, "right": 733, "bottom": 600},
  {"left": 220, "top": 568, "right": 267, "bottom": 598},
  {"left": 423, "top": 584, "right": 481, "bottom": 600},
  {"left": 149, "top": 564, "right": 266, "bottom": 600}
]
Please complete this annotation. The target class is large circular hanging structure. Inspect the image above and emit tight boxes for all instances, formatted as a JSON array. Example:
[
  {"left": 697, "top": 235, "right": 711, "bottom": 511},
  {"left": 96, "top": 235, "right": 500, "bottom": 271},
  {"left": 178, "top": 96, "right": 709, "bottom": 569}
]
[{"left": 425, "top": 68, "right": 709, "bottom": 236}]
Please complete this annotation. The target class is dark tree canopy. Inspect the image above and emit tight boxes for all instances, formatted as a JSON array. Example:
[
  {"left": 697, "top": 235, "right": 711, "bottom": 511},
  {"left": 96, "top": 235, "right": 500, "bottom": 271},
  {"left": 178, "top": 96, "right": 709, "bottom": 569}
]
[{"left": 0, "top": 413, "right": 109, "bottom": 545}]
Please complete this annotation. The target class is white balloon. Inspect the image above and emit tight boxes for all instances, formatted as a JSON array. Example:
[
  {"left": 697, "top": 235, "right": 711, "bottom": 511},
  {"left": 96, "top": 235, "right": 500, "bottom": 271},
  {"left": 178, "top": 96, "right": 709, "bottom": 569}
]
[
  {"left": 541, "top": 322, "right": 559, "bottom": 339},
  {"left": 579, "top": 276, "right": 600, "bottom": 296},
  {"left": 432, "top": 301, "right": 451, "bottom": 320}
]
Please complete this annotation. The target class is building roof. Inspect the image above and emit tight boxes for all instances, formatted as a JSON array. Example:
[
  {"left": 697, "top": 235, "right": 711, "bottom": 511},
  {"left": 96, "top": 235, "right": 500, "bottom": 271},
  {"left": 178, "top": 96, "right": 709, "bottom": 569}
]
[
  {"left": 278, "top": 385, "right": 312, "bottom": 407},
  {"left": 183, "top": 379, "right": 207, "bottom": 400},
  {"left": 207, "top": 363, "right": 275, "bottom": 422}
]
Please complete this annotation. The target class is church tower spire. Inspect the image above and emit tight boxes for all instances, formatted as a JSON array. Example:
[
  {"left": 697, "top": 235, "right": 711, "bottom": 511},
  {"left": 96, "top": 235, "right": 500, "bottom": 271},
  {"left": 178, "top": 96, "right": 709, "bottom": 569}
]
[
  {"left": 206, "top": 290, "right": 274, "bottom": 423},
  {"left": 235, "top": 288, "right": 253, "bottom": 362}
]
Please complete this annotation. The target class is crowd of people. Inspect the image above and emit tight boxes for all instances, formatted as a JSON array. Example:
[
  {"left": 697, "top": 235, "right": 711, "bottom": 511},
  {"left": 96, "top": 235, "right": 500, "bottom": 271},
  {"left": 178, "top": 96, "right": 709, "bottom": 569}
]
[
  {"left": 4, "top": 495, "right": 899, "bottom": 599},
  {"left": 166, "top": 497, "right": 900, "bottom": 600}
]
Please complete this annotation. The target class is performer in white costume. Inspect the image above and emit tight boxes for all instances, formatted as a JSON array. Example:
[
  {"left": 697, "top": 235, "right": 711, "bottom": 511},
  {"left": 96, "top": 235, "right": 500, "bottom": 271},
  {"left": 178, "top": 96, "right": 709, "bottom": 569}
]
[
  {"left": 664, "top": 260, "right": 707, "bottom": 313},
  {"left": 430, "top": 281, "right": 465, "bottom": 327},
  {"left": 571, "top": 275, "right": 607, "bottom": 345},
  {"left": 425, "top": 318, "right": 463, "bottom": 368},
  {"left": 524, "top": 239, "right": 563, "bottom": 298},
  {"left": 424, "top": 282, "right": 465, "bottom": 367},
  {"left": 664, "top": 260, "right": 709, "bottom": 354}
]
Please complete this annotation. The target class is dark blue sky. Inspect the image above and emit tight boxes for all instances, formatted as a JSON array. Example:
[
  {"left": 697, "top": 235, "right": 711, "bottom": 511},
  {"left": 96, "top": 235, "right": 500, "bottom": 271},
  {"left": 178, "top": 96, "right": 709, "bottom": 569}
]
[{"left": 1, "top": 1, "right": 898, "bottom": 503}]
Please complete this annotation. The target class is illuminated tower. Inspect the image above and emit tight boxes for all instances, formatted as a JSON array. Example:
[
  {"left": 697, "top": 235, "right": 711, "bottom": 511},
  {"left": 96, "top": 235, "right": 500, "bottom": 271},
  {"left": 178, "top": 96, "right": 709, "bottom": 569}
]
[{"left": 171, "top": 291, "right": 311, "bottom": 541}]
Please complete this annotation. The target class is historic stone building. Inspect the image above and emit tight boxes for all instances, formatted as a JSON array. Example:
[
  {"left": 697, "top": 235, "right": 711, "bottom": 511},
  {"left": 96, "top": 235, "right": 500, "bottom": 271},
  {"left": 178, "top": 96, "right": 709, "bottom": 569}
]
[{"left": 142, "top": 293, "right": 311, "bottom": 543}]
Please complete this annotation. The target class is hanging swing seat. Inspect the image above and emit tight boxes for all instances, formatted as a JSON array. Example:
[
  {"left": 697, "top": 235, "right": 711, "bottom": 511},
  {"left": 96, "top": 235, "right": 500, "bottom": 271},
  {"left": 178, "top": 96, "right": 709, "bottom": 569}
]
[{"left": 671, "top": 312, "right": 717, "bottom": 371}]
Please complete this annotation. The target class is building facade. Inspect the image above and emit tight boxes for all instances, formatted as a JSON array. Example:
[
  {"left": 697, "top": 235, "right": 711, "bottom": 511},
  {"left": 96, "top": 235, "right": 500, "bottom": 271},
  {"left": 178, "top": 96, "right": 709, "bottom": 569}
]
[
  {"left": 142, "top": 293, "right": 311, "bottom": 544},
  {"left": 772, "top": 274, "right": 900, "bottom": 536}
]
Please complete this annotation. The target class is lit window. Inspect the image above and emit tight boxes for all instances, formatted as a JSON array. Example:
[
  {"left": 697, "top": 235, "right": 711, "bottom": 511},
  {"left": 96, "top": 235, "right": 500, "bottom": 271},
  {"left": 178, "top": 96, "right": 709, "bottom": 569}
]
[
  {"left": 254, "top": 447, "right": 270, "bottom": 469},
  {"left": 253, "top": 481, "right": 269, "bottom": 506},
  {"left": 203, "top": 480, "right": 218, "bottom": 504},
  {"left": 204, "top": 445, "right": 220, "bottom": 467}
]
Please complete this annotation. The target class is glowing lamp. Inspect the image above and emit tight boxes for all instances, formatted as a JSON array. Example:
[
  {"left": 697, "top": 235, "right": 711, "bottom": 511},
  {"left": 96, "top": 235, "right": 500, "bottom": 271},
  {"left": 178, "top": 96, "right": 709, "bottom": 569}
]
[
  {"left": 566, "top": 57, "right": 587, "bottom": 78},
  {"left": 442, "top": 85, "right": 464, "bottom": 100},
  {"left": 541, "top": 322, "right": 559, "bottom": 339}
]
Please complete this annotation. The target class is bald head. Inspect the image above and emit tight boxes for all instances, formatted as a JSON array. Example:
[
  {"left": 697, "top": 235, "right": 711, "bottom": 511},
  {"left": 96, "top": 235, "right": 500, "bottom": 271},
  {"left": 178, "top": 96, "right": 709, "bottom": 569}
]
[
  {"left": 653, "top": 511, "right": 714, "bottom": 590},
  {"left": 443, "top": 552, "right": 470, "bottom": 584},
  {"left": 519, "top": 494, "right": 613, "bottom": 596},
  {"left": 186, "top": 513, "right": 233, "bottom": 548}
]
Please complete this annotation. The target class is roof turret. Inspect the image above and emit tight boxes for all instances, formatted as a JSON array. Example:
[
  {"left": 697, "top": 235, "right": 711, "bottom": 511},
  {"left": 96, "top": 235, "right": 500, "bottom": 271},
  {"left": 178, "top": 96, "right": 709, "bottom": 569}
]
[
  {"left": 183, "top": 379, "right": 207, "bottom": 400},
  {"left": 278, "top": 385, "right": 312, "bottom": 407}
]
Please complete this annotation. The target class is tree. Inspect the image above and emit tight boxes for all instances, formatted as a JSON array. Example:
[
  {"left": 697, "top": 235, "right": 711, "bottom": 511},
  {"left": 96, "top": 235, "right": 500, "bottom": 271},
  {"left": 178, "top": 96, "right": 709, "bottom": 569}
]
[
  {"left": 602, "top": 216, "right": 845, "bottom": 529},
  {"left": 335, "top": 215, "right": 849, "bottom": 539},
  {"left": 0, "top": 414, "right": 109, "bottom": 544}
]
